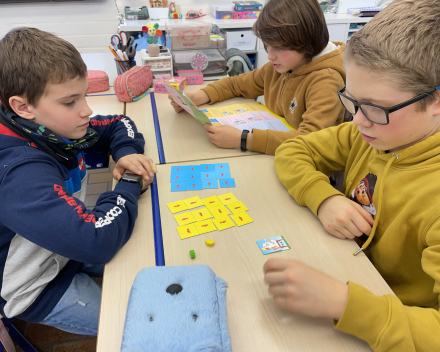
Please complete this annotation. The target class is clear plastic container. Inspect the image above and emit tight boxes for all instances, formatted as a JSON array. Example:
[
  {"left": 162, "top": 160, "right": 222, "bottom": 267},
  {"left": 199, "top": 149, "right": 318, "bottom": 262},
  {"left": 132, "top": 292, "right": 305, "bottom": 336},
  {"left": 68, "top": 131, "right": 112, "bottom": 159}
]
[{"left": 211, "top": 1, "right": 235, "bottom": 19}]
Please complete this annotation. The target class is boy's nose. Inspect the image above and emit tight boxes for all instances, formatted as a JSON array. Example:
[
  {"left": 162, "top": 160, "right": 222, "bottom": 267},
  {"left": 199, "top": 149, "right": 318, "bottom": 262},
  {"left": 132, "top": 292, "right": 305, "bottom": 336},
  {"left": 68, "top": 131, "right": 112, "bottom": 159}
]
[{"left": 352, "top": 108, "right": 372, "bottom": 128}]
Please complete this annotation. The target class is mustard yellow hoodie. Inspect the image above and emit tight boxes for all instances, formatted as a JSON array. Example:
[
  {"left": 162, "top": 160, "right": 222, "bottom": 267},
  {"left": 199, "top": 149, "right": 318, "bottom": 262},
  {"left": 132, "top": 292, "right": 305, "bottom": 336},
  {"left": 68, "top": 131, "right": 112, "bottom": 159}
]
[
  {"left": 274, "top": 122, "right": 440, "bottom": 352},
  {"left": 202, "top": 42, "right": 346, "bottom": 155}
]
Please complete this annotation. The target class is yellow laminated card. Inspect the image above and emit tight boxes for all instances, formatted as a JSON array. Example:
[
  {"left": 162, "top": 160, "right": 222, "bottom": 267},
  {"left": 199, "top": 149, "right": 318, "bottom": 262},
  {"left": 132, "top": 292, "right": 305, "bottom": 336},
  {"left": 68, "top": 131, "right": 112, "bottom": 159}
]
[
  {"left": 174, "top": 211, "right": 197, "bottom": 226},
  {"left": 177, "top": 224, "right": 199, "bottom": 239},
  {"left": 202, "top": 196, "right": 222, "bottom": 208},
  {"left": 183, "top": 196, "right": 204, "bottom": 209},
  {"left": 191, "top": 207, "right": 213, "bottom": 222},
  {"left": 226, "top": 201, "right": 249, "bottom": 215},
  {"left": 167, "top": 200, "right": 188, "bottom": 214},
  {"left": 212, "top": 216, "right": 236, "bottom": 231},
  {"left": 195, "top": 219, "right": 217, "bottom": 234},
  {"left": 230, "top": 212, "right": 254, "bottom": 226},
  {"left": 209, "top": 204, "right": 231, "bottom": 218},
  {"left": 217, "top": 193, "right": 238, "bottom": 205}
]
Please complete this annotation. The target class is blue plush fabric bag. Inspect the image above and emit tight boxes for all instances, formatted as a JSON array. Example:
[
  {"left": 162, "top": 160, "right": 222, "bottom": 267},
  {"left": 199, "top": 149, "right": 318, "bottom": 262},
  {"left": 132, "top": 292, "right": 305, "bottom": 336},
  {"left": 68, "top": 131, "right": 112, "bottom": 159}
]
[{"left": 121, "top": 265, "right": 232, "bottom": 352}]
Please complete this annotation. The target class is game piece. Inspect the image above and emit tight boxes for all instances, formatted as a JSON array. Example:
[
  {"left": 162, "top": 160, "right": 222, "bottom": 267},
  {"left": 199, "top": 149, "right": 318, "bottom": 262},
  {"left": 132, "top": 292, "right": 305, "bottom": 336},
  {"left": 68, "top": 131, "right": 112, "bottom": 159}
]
[
  {"left": 189, "top": 249, "right": 195, "bottom": 259},
  {"left": 202, "top": 195, "right": 222, "bottom": 208},
  {"left": 200, "top": 164, "right": 215, "bottom": 172},
  {"left": 217, "top": 193, "right": 238, "bottom": 205},
  {"left": 215, "top": 163, "right": 230, "bottom": 172},
  {"left": 209, "top": 204, "right": 231, "bottom": 218},
  {"left": 256, "top": 236, "right": 291, "bottom": 255},
  {"left": 203, "top": 179, "right": 218, "bottom": 189},
  {"left": 170, "top": 173, "right": 187, "bottom": 182},
  {"left": 216, "top": 170, "right": 231, "bottom": 179},
  {"left": 177, "top": 224, "right": 199, "bottom": 239},
  {"left": 171, "top": 182, "right": 188, "bottom": 192},
  {"left": 226, "top": 201, "right": 248, "bottom": 214},
  {"left": 205, "top": 239, "right": 215, "bottom": 247},
  {"left": 230, "top": 212, "right": 253, "bottom": 226},
  {"left": 212, "top": 216, "right": 235, "bottom": 231},
  {"left": 167, "top": 200, "right": 188, "bottom": 214},
  {"left": 191, "top": 207, "right": 213, "bottom": 221},
  {"left": 195, "top": 219, "right": 217, "bottom": 234},
  {"left": 219, "top": 178, "right": 236, "bottom": 188},
  {"left": 183, "top": 196, "right": 203, "bottom": 209},
  {"left": 187, "top": 180, "right": 203, "bottom": 190},
  {"left": 174, "top": 211, "right": 197, "bottom": 226}
]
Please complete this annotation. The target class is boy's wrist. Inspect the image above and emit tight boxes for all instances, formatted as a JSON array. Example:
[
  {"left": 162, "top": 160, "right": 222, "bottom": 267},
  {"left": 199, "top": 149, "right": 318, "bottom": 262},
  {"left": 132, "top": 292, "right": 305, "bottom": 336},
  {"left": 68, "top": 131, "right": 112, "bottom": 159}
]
[
  {"left": 246, "top": 132, "right": 253, "bottom": 150},
  {"left": 331, "top": 282, "right": 349, "bottom": 320},
  {"left": 193, "top": 90, "right": 210, "bottom": 105}
]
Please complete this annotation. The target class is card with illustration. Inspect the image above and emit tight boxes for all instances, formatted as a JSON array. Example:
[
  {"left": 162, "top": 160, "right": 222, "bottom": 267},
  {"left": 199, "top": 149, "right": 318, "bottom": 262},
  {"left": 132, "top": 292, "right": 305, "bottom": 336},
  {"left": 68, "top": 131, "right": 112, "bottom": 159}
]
[
  {"left": 256, "top": 236, "right": 291, "bottom": 255},
  {"left": 164, "top": 83, "right": 212, "bottom": 125}
]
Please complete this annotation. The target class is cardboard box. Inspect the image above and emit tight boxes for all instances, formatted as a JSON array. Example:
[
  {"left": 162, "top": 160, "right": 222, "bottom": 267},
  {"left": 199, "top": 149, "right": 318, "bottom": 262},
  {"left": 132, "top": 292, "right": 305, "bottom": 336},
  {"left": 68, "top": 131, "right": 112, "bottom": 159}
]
[
  {"left": 177, "top": 70, "right": 203, "bottom": 85},
  {"left": 233, "top": 10, "right": 260, "bottom": 19},
  {"left": 164, "top": 77, "right": 187, "bottom": 91},
  {"left": 232, "top": 1, "right": 262, "bottom": 11},
  {"left": 153, "top": 75, "right": 173, "bottom": 93},
  {"left": 170, "top": 23, "right": 211, "bottom": 50}
]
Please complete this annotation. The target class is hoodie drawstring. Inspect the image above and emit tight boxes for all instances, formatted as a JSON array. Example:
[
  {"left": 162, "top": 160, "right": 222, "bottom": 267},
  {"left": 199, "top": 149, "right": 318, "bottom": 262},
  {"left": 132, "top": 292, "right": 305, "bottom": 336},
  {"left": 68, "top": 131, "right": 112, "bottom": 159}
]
[{"left": 354, "top": 153, "right": 398, "bottom": 256}]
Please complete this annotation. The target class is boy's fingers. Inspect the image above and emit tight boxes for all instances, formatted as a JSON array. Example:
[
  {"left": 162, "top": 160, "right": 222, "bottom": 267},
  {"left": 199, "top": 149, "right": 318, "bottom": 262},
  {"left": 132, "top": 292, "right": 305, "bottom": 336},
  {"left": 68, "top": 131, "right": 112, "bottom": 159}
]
[
  {"left": 354, "top": 203, "right": 375, "bottom": 226},
  {"left": 352, "top": 207, "right": 374, "bottom": 235},
  {"left": 263, "top": 258, "right": 292, "bottom": 273}
]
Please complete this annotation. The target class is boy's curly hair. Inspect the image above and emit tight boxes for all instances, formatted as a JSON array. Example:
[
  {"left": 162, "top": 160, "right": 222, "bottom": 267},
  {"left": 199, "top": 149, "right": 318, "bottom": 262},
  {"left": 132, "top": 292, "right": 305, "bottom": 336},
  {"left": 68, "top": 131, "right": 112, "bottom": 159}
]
[
  {"left": 253, "top": 0, "right": 329, "bottom": 62},
  {"left": 0, "top": 27, "right": 87, "bottom": 111},
  {"left": 346, "top": 0, "right": 440, "bottom": 111}
]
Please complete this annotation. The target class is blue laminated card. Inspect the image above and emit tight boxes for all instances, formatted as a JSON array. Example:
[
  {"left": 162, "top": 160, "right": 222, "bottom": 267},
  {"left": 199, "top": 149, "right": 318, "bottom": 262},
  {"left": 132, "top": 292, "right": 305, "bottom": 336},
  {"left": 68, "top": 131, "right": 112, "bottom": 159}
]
[
  {"left": 187, "top": 165, "right": 201, "bottom": 174},
  {"left": 200, "top": 164, "right": 215, "bottom": 172},
  {"left": 171, "top": 166, "right": 189, "bottom": 175},
  {"left": 203, "top": 179, "right": 218, "bottom": 189},
  {"left": 170, "top": 173, "right": 187, "bottom": 183},
  {"left": 201, "top": 171, "right": 217, "bottom": 181},
  {"left": 187, "top": 173, "right": 201, "bottom": 182},
  {"left": 217, "top": 170, "right": 231, "bottom": 179},
  {"left": 256, "top": 236, "right": 291, "bottom": 255},
  {"left": 215, "top": 163, "right": 230, "bottom": 172},
  {"left": 171, "top": 182, "right": 188, "bottom": 192},
  {"left": 219, "top": 178, "right": 236, "bottom": 188},
  {"left": 187, "top": 180, "right": 203, "bottom": 190}
]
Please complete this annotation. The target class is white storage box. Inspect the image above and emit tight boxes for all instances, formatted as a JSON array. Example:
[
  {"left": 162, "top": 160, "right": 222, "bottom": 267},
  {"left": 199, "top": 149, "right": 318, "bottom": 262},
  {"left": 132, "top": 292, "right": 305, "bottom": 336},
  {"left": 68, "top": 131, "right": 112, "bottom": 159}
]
[
  {"left": 148, "top": 7, "right": 169, "bottom": 19},
  {"left": 211, "top": 1, "right": 234, "bottom": 19},
  {"left": 225, "top": 29, "right": 257, "bottom": 51}
]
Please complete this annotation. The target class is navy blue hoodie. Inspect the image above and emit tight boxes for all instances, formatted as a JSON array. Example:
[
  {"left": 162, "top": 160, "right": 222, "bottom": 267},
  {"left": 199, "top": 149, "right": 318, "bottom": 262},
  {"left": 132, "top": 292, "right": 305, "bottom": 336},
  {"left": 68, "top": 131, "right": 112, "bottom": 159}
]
[{"left": 0, "top": 104, "right": 145, "bottom": 322}]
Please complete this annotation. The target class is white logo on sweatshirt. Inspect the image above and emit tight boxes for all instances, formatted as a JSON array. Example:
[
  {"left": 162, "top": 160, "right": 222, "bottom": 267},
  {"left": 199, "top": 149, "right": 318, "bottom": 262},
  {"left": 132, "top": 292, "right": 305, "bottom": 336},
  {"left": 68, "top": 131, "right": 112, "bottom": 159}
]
[
  {"left": 121, "top": 118, "right": 135, "bottom": 138},
  {"left": 290, "top": 97, "right": 297, "bottom": 114},
  {"left": 95, "top": 206, "right": 123, "bottom": 228}
]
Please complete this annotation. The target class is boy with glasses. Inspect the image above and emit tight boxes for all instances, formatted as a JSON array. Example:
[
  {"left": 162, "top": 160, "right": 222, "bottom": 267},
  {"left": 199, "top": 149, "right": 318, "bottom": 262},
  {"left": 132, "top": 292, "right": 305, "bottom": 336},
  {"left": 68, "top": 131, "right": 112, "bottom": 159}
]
[{"left": 266, "top": 0, "right": 440, "bottom": 350}]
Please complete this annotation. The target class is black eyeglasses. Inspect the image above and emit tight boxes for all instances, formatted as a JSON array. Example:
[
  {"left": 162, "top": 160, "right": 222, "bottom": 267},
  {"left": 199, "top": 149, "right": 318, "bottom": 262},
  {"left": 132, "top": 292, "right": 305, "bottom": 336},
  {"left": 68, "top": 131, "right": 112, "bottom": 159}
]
[{"left": 338, "top": 85, "right": 440, "bottom": 125}]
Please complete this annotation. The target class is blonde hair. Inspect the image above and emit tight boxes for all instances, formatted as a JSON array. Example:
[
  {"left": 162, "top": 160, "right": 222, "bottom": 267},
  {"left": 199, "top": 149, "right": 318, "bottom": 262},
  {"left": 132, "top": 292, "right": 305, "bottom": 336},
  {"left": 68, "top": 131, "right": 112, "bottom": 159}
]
[
  {"left": 0, "top": 27, "right": 87, "bottom": 111},
  {"left": 346, "top": 0, "right": 440, "bottom": 110}
]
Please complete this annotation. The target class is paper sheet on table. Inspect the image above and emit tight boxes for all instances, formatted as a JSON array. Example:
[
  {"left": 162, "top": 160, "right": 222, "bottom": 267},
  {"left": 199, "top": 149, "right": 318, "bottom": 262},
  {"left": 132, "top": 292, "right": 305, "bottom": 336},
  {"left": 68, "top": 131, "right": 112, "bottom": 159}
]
[
  {"left": 164, "top": 83, "right": 212, "bottom": 125},
  {"left": 200, "top": 102, "right": 294, "bottom": 132}
]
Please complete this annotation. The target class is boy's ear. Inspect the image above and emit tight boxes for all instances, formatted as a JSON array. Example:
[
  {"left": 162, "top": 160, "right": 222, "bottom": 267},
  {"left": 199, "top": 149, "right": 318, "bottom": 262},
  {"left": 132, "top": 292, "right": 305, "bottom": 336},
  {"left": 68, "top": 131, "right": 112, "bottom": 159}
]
[
  {"left": 8, "top": 96, "right": 35, "bottom": 120},
  {"left": 433, "top": 93, "right": 440, "bottom": 116}
]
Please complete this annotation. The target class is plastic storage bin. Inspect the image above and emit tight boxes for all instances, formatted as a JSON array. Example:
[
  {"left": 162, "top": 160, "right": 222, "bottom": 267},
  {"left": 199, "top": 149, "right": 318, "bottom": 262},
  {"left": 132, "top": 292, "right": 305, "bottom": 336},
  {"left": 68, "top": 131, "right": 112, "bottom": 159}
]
[
  {"left": 225, "top": 28, "right": 257, "bottom": 51},
  {"left": 172, "top": 49, "right": 227, "bottom": 78},
  {"left": 141, "top": 48, "right": 173, "bottom": 81},
  {"left": 169, "top": 22, "right": 212, "bottom": 50},
  {"left": 211, "top": 1, "right": 234, "bottom": 19}
]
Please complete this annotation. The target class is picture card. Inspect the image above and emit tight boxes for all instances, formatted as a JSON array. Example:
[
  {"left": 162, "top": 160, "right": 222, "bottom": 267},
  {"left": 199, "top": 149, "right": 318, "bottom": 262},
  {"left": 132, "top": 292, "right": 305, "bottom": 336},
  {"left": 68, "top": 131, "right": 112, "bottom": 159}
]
[{"left": 256, "top": 236, "right": 291, "bottom": 255}]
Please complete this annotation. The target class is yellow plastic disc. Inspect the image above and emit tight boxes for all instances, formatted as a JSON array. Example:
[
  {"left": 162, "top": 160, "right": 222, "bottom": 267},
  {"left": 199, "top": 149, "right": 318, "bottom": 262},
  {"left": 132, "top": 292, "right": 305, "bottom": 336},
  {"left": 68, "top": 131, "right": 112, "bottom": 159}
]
[{"left": 205, "top": 239, "right": 215, "bottom": 247}]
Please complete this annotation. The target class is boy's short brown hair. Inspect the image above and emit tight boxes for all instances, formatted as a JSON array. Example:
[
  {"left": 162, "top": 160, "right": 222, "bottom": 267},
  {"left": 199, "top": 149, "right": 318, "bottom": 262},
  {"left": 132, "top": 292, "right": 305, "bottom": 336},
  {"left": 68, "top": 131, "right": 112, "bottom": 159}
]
[
  {"left": 253, "top": 0, "right": 329, "bottom": 62},
  {"left": 346, "top": 0, "right": 440, "bottom": 111},
  {"left": 0, "top": 27, "right": 87, "bottom": 111}
]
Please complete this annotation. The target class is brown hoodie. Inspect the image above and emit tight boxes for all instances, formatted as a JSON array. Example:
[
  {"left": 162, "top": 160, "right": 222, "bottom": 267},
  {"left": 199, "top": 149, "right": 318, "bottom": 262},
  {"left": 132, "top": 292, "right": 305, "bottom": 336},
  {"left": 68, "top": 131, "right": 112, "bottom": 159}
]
[{"left": 202, "top": 42, "right": 346, "bottom": 155}]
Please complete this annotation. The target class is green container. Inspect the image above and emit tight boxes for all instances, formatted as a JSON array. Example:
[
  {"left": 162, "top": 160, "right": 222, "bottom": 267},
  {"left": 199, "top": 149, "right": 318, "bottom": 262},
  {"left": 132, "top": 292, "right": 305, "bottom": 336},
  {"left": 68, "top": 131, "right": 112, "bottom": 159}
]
[
  {"left": 125, "top": 6, "right": 149, "bottom": 20},
  {"left": 320, "top": 2, "right": 329, "bottom": 12}
]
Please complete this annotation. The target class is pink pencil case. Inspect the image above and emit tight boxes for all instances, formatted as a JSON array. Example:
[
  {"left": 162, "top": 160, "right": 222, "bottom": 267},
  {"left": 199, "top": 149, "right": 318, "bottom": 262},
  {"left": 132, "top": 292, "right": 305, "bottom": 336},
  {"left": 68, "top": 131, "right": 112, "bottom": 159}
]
[
  {"left": 87, "top": 70, "right": 110, "bottom": 93},
  {"left": 114, "top": 66, "right": 154, "bottom": 102}
]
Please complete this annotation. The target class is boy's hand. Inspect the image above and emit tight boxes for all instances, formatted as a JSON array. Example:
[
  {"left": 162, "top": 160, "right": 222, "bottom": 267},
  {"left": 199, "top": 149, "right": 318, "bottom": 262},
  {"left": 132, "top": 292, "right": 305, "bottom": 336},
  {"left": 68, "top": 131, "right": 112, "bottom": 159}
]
[
  {"left": 204, "top": 124, "right": 242, "bottom": 149},
  {"left": 263, "top": 259, "right": 348, "bottom": 320},
  {"left": 113, "top": 154, "right": 157, "bottom": 184},
  {"left": 168, "top": 90, "right": 210, "bottom": 113},
  {"left": 317, "top": 195, "right": 374, "bottom": 240}
]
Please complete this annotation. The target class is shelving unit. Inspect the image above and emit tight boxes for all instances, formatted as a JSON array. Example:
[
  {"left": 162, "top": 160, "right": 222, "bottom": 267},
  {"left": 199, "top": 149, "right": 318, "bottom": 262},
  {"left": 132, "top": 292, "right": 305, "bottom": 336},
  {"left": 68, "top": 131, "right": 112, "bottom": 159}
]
[{"left": 141, "top": 48, "right": 173, "bottom": 81}]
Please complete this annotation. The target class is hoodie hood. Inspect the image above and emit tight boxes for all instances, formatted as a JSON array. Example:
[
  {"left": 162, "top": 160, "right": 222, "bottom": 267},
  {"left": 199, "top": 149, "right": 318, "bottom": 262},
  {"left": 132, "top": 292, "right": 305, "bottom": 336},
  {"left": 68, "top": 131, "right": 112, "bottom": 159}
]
[{"left": 291, "top": 42, "right": 346, "bottom": 82}]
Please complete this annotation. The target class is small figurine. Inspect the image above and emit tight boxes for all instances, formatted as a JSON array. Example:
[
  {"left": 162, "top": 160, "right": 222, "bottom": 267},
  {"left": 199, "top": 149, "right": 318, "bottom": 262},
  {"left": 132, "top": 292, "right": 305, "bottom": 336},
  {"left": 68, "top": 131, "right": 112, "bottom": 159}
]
[
  {"left": 150, "top": 0, "right": 168, "bottom": 8},
  {"left": 185, "top": 9, "right": 206, "bottom": 20},
  {"left": 169, "top": 2, "right": 176, "bottom": 13},
  {"left": 146, "top": 23, "right": 163, "bottom": 44}
]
